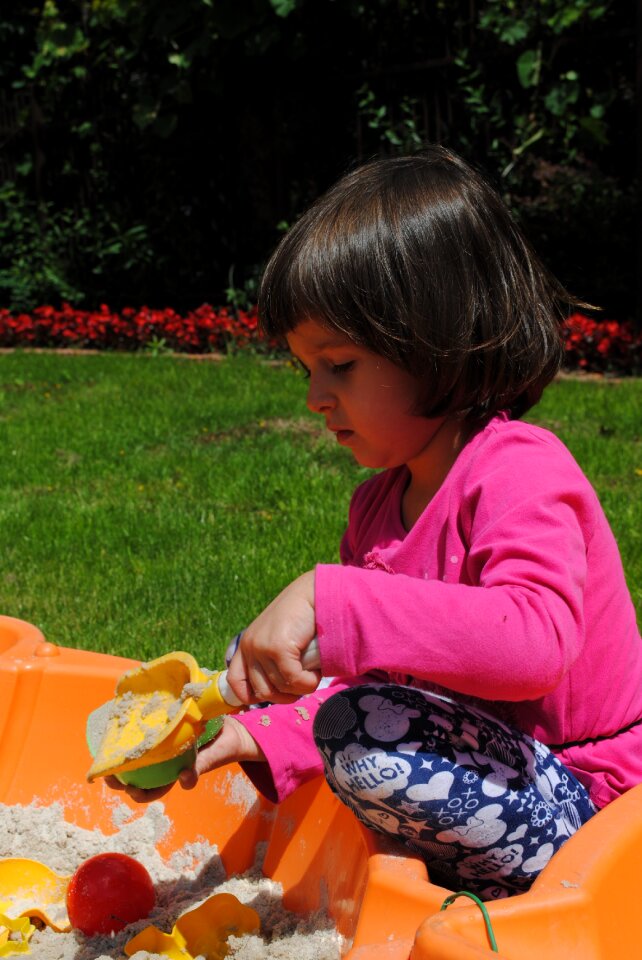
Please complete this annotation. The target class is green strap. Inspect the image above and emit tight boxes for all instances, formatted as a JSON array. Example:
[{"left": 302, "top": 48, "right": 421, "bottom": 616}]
[{"left": 440, "top": 890, "right": 499, "bottom": 953}]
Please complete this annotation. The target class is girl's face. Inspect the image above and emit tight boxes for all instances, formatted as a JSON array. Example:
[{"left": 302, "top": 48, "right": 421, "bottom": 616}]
[{"left": 286, "top": 318, "right": 445, "bottom": 471}]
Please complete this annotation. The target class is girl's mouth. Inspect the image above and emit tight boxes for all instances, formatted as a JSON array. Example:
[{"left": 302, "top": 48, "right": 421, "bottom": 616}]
[{"left": 334, "top": 429, "right": 354, "bottom": 445}]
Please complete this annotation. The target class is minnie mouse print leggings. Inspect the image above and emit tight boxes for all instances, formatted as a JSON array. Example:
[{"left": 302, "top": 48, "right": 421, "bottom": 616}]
[{"left": 313, "top": 684, "right": 596, "bottom": 900}]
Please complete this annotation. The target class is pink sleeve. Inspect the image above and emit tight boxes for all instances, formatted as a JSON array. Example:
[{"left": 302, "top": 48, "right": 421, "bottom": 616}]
[{"left": 315, "top": 454, "right": 595, "bottom": 702}]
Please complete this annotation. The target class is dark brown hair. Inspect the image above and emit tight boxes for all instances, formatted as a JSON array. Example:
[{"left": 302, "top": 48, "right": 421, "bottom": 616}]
[{"left": 259, "top": 145, "right": 586, "bottom": 421}]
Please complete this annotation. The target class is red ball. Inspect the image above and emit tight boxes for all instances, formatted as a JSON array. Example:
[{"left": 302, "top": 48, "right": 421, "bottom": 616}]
[{"left": 66, "top": 852, "right": 156, "bottom": 936}]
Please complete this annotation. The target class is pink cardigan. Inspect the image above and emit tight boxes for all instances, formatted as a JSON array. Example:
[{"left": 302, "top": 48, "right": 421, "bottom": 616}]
[{"left": 237, "top": 414, "right": 642, "bottom": 809}]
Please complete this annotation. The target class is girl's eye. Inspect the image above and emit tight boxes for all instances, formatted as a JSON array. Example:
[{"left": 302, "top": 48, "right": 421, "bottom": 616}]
[
  {"left": 292, "top": 358, "right": 310, "bottom": 379},
  {"left": 331, "top": 361, "right": 354, "bottom": 375}
]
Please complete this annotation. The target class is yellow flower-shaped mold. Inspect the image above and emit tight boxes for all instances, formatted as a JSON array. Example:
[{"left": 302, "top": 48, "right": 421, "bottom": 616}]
[
  {"left": 0, "top": 913, "right": 36, "bottom": 957},
  {"left": 125, "top": 892, "right": 259, "bottom": 960}
]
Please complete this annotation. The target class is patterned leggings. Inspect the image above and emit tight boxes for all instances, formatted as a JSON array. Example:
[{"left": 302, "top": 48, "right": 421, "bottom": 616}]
[{"left": 313, "top": 684, "right": 596, "bottom": 900}]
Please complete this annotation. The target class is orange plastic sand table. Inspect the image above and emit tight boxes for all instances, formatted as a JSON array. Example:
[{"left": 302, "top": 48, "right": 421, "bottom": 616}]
[{"left": 1, "top": 615, "right": 640, "bottom": 960}]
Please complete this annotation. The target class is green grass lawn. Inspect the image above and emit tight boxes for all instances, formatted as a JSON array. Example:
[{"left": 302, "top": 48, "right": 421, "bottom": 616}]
[{"left": 1, "top": 352, "right": 640, "bottom": 665}]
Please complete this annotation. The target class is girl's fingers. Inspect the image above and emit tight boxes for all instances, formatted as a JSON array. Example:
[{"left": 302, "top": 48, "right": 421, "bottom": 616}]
[
  {"left": 103, "top": 775, "right": 174, "bottom": 803},
  {"left": 297, "top": 667, "right": 323, "bottom": 692},
  {"left": 178, "top": 766, "right": 199, "bottom": 790},
  {"left": 263, "top": 650, "right": 321, "bottom": 696},
  {"left": 226, "top": 649, "right": 262, "bottom": 704},
  {"left": 178, "top": 717, "right": 267, "bottom": 789},
  {"left": 245, "top": 658, "right": 273, "bottom": 698},
  {"left": 247, "top": 657, "right": 297, "bottom": 703}
]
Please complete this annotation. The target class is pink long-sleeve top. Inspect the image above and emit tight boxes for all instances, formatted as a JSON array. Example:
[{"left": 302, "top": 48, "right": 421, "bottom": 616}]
[{"left": 236, "top": 413, "right": 642, "bottom": 810}]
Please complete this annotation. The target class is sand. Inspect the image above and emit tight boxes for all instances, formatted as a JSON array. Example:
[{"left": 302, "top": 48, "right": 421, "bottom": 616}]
[{"left": 0, "top": 800, "right": 345, "bottom": 960}]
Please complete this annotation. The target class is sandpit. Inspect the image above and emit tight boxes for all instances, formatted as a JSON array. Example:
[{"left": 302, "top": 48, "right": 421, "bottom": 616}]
[{"left": 0, "top": 800, "right": 345, "bottom": 960}]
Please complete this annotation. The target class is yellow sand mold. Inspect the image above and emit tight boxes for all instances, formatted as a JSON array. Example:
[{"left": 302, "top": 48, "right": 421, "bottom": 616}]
[
  {"left": 0, "top": 913, "right": 35, "bottom": 957},
  {"left": 125, "top": 893, "right": 260, "bottom": 959}
]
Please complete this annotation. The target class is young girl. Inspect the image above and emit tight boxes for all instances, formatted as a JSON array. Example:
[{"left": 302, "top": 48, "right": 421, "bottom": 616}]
[{"left": 181, "top": 146, "right": 642, "bottom": 899}]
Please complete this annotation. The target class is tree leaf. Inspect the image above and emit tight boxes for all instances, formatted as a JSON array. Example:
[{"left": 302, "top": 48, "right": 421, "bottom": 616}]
[
  {"left": 269, "top": 0, "right": 297, "bottom": 17},
  {"left": 516, "top": 49, "right": 539, "bottom": 89}
]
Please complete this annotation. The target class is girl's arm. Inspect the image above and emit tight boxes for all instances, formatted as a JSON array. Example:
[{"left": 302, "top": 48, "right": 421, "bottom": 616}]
[{"left": 315, "top": 445, "right": 600, "bottom": 702}]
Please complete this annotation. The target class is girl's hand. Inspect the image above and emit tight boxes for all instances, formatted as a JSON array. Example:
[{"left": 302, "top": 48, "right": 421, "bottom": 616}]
[
  {"left": 178, "top": 717, "right": 265, "bottom": 789},
  {"left": 227, "top": 571, "right": 320, "bottom": 703}
]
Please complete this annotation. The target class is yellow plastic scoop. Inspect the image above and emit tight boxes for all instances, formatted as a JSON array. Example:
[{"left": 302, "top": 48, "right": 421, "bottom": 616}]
[
  {"left": 0, "top": 859, "right": 71, "bottom": 934},
  {"left": 86, "top": 652, "right": 243, "bottom": 782}
]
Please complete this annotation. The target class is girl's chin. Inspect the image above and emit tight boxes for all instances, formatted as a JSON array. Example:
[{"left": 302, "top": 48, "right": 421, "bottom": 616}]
[{"left": 351, "top": 450, "right": 391, "bottom": 470}]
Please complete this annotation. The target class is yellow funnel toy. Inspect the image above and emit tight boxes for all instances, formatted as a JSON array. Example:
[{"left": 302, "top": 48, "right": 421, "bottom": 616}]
[{"left": 86, "top": 651, "right": 243, "bottom": 781}]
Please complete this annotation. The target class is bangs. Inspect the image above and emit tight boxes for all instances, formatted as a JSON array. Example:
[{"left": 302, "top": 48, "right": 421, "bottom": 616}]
[
  {"left": 258, "top": 164, "right": 424, "bottom": 363},
  {"left": 258, "top": 149, "right": 581, "bottom": 422}
]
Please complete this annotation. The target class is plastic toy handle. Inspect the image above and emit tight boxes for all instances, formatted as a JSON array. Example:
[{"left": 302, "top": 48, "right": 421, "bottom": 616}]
[
  {"left": 216, "top": 636, "right": 321, "bottom": 707},
  {"left": 301, "top": 636, "right": 321, "bottom": 670}
]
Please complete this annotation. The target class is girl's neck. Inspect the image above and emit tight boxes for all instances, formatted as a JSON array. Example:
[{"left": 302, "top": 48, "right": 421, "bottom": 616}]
[{"left": 401, "top": 418, "right": 473, "bottom": 530}]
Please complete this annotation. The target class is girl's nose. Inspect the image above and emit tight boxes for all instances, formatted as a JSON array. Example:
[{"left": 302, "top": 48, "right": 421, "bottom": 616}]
[{"left": 306, "top": 375, "right": 335, "bottom": 414}]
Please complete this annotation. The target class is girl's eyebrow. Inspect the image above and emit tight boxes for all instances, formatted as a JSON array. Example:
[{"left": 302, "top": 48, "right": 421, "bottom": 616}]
[
  {"left": 315, "top": 336, "right": 350, "bottom": 350},
  {"left": 298, "top": 335, "right": 354, "bottom": 354}
]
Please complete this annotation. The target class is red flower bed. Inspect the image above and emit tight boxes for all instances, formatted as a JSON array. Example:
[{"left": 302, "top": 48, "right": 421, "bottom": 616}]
[
  {"left": 0, "top": 304, "right": 640, "bottom": 374},
  {"left": 561, "top": 313, "right": 642, "bottom": 375},
  {"left": 0, "top": 303, "right": 276, "bottom": 354}
]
